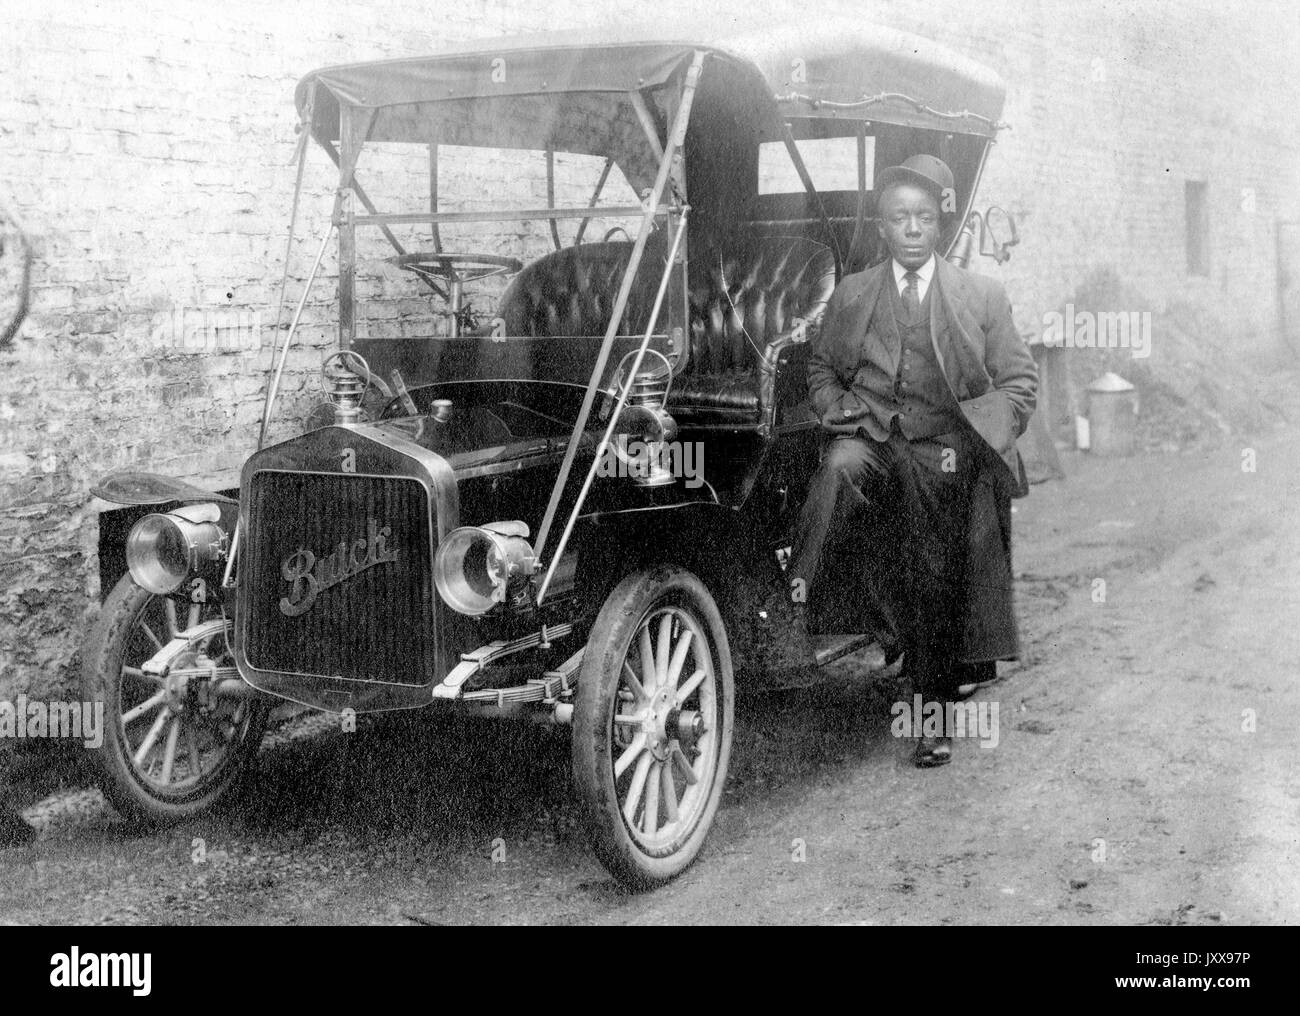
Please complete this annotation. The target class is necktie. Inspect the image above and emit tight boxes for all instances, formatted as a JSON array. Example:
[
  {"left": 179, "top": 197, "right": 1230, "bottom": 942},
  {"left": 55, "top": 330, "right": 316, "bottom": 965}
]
[{"left": 902, "top": 271, "right": 920, "bottom": 322}]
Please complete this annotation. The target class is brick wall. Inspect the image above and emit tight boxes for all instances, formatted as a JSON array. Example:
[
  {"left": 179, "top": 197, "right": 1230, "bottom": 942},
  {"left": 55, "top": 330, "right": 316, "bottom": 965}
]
[
  {"left": 1, "top": 0, "right": 1298, "bottom": 703},
  {"left": 873, "top": 0, "right": 1300, "bottom": 349}
]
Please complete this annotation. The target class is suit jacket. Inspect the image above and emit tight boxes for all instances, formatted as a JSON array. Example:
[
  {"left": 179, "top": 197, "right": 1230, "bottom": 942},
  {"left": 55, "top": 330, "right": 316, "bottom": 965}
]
[
  {"left": 808, "top": 256, "right": 1038, "bottom": 496},
  {"left": 805, "top": 256, "right": 1038, "bottom": 662}
]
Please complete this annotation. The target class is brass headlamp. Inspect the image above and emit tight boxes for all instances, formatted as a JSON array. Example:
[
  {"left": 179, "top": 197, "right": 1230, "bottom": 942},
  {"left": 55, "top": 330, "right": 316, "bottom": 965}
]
[{"left": 125, "top": 503, "right": 228, "bottom": 595}]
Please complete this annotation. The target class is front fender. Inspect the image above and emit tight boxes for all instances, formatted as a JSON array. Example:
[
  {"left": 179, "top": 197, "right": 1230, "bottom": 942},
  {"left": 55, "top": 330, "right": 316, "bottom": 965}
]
[{"left": 90, "top": 470, "right": 237, "bottom": 507}]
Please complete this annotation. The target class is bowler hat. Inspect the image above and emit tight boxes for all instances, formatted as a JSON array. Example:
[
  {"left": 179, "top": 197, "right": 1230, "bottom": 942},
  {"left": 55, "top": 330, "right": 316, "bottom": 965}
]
[{"left": 877, "top": 154, "right": 955, "bottom": 203}]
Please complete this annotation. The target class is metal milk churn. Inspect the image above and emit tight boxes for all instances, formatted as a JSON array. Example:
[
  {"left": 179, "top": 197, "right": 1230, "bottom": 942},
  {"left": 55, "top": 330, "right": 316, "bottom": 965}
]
[{"left": 1085, "top": 372, "right": 1137, "bottom": 456}]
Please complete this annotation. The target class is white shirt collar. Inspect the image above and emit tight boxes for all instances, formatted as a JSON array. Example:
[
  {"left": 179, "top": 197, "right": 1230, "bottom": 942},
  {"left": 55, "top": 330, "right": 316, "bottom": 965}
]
[{"left": 892, "top": 253, "right": 936, "bottom": 302}]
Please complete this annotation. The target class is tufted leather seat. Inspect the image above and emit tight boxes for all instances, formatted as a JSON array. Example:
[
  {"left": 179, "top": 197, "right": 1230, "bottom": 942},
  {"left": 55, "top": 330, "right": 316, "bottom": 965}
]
[
  {"left": 674, "top": 236, "right": 836, "bottom": 424},
  {"left": 496, "top": 238, "right": 664, "bottom": 338},
  {"left": 494, "top": 233, "right": 837, "bottom": 426}
]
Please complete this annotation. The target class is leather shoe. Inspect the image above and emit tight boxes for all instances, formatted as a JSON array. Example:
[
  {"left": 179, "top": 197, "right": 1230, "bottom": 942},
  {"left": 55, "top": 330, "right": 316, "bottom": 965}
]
[
  {"left": 912, "top": 735, "right": 953, "bottom": 768},
  {"left": 954, "top": 662, "right": 1000, "bottom": 699}
]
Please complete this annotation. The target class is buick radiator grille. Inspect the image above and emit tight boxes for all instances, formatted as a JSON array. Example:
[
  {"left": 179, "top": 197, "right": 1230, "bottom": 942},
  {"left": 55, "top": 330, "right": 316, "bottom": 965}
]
[{"left": 243, "top": 471, "right": 436, "bottom": 686}]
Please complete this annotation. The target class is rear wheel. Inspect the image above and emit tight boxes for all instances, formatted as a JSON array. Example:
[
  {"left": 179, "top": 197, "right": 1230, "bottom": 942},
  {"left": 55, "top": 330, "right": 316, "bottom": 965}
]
[
  {"left": 82, "top": 574, "right": 268, "bottom": 824},
  {"left": 572, "top": 565, "right": 734, "bottom": 889}
]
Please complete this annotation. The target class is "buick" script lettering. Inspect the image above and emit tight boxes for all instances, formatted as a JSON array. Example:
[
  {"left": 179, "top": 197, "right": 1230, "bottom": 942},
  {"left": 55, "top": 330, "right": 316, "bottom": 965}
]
[{"left": 279, "top": 519, "right": 399, "bottom": 617}]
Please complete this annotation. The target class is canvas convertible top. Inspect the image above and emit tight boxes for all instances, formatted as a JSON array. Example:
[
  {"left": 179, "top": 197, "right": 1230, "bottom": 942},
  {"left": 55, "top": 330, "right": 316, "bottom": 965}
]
[{"left": 297, "top": 19, "right": 1006, "bottom": 140}]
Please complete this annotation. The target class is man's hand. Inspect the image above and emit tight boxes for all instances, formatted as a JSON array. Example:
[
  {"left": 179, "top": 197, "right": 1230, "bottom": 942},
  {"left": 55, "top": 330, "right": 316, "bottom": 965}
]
[
  {"left": 978, "top": 281, "right": 1037, "bottom": 440},
  {"left": 807, "top": 286, "right": 869, "bottom": 432},
  {"left": 949, "top": 273, "right": 1038, "bottom": 487}
]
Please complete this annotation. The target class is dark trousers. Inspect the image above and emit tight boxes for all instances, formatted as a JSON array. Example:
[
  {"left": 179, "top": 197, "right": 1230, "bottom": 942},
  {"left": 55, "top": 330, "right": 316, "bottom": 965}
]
[{"left": 790, "top": 421, "right": 975, "bottom": 699}]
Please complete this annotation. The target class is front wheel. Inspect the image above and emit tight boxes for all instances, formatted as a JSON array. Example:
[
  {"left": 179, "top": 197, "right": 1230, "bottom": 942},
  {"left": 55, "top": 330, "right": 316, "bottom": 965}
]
[
  {"left": 572, "top": 565, "right": 734, "bottom": 889},
  {"left": 82, "top": 574, "right": 269, "bottom": 825}
]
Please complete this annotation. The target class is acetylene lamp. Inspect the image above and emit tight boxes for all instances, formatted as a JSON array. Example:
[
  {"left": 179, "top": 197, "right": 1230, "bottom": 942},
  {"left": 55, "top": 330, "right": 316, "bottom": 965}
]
[{"left": 434, "top": 520, "right": 538, "bottom": 616}]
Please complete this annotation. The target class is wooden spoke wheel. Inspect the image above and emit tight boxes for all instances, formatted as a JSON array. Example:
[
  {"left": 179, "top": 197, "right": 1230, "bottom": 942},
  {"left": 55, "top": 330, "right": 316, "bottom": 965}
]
[
  {"left": 82, "top": 574, "right": 268, "bottom": 824},
  {"left": 572, "top": 565, "right": 734, "bottom": 889}
]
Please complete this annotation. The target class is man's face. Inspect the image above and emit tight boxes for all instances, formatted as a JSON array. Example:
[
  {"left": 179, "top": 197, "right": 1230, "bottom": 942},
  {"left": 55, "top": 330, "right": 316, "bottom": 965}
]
[{"left": 876, "top": 182, "right": 941, "bottom": 270}]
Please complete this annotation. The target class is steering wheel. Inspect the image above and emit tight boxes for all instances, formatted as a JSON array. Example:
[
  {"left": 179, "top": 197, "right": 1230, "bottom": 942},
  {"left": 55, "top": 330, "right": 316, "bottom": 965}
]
[
  {"left": 388, "top": 252, "right": 524, "bottom": 337},
  {"left": 387, "top": 252, "right": 522, "bottom": 295}
]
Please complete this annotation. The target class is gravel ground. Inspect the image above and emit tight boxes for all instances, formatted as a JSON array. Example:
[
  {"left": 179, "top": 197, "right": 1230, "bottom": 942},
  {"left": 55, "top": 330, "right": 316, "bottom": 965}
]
[{"left": 2, "top": 410, "right": 1298, "bottom": 925}]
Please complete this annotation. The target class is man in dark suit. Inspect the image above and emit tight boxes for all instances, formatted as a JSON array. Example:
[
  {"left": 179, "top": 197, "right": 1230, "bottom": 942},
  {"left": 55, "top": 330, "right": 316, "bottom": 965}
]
[{"left": 789, "top": 155, "right": 1037, "bottom": 767}]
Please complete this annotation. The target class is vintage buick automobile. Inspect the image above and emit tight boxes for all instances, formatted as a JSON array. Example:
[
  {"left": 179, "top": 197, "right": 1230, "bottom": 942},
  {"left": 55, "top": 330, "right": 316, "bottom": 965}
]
[{"left": 83, "top": 21, "right": 1016, "bottom": 887}]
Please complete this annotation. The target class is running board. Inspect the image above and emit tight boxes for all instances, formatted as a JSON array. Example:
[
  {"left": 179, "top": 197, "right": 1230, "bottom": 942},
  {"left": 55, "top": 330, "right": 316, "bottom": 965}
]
[{"left": 812, "top": 635, "right": 883, "bottom": 668}]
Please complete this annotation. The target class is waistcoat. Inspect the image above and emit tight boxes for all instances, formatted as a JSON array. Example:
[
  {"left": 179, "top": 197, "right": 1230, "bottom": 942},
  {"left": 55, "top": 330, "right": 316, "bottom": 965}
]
[{"left": 852, "top": 271, "right": 961, "bottom": 440}]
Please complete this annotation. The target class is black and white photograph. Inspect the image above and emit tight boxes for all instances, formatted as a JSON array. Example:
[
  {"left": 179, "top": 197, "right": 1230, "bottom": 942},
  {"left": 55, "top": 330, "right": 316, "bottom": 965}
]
[{"left": 0, "top": 0, "right": 1295, "bottom": 953}]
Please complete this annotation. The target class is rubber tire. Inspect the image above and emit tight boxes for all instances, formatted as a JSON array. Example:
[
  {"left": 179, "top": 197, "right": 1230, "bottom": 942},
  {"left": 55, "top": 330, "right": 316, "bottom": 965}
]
[
  {"left": 82, "top": 573, "right": 269, "bottom": 825},
  {"left": 572, "top": 564, "right": 734, "bottom": 889}
]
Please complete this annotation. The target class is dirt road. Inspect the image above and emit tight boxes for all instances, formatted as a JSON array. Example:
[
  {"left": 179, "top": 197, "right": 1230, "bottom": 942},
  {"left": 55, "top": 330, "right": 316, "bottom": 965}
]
[{"left": 2, "top": 425, "right": 1297, "bottom": 925}]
